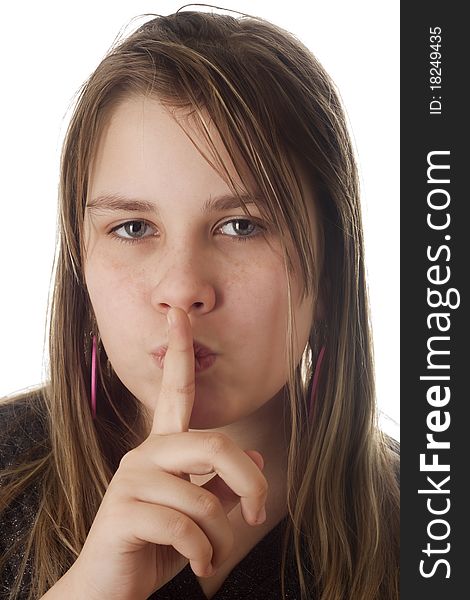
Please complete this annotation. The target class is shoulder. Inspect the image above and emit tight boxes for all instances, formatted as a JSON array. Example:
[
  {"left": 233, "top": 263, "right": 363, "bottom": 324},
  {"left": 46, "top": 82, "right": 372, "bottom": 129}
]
[
  {"left": 0, "top": 389, "right": 49, "bottom": 598},
  {"left": 0, "top": 387, "right": 49, "bottom": 470}
]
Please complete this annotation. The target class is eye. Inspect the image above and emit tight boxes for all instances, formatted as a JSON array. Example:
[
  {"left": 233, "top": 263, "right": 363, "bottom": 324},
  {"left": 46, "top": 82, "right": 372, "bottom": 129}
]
[
  {"left": 108, "top": 217, "right": 265, "bottom": 246},
  {"left": 109, "top": 221, "right": 156, "bottom": 245},
  {"left": 218, "top": 218, "right": 265, "bottom": 242}
]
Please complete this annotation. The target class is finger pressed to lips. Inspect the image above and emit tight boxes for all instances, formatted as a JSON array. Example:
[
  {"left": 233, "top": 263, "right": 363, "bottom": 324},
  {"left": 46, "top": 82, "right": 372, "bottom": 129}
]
[
  {"left": 148, "top": 308, "right": 268, "bottom": 530},
  {"left": 152, "top": 308, "right": 196, "bottom": 435}
]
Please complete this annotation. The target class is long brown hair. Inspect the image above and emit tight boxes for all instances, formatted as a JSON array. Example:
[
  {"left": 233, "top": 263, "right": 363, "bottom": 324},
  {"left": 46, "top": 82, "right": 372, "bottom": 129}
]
[{"left": 0, "top": 8, "right": 399, "bottom": 599}]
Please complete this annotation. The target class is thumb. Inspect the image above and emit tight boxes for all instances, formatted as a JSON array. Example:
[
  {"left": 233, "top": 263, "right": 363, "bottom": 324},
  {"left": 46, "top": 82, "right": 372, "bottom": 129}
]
[{"left": 201, "top": 450, "right": 265, "bottom": 515}]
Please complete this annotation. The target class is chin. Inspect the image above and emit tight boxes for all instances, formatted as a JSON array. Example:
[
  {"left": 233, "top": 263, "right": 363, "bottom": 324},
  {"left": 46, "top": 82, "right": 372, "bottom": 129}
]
[{"left": 188, "top": 406, "right": 227, "bottom": 430}]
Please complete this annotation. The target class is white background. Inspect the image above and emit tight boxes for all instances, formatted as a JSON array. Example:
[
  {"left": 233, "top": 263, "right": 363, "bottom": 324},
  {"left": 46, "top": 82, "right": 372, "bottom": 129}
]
[{"left": 0, "top": 1, "right": 399, "bottom": 440}]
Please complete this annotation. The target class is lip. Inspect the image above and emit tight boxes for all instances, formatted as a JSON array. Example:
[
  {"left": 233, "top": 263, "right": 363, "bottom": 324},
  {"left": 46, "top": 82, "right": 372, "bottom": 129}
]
[{"left": 151, "top": 342, "right": 217, "bottom": 373}]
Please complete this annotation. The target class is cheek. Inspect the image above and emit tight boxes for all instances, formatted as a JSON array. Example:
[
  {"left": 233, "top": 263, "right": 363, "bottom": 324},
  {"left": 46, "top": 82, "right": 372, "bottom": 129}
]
[
  {"left": 226, "top": 255, "right": 287, "bottom": 312},
  {"left": 233, "top": 261, "right": 313, "bottom": 375},
  {"left": 84, "top": 254, "right": 147, "bottom": 335},
  {"left": 225, "top": 259, "right": 290, "bottom": 366}
]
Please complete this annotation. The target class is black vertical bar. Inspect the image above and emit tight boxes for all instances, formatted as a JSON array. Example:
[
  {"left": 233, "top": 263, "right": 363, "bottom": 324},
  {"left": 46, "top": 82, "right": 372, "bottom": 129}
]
[{"left": 401, "top": 1, "right": 468, "bottom": 598}]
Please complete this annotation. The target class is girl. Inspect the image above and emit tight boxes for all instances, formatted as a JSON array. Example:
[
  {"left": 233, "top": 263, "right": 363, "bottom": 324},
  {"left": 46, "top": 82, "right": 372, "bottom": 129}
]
[{"left": 0, "top": 7, "right": 399, "bottom": 600}]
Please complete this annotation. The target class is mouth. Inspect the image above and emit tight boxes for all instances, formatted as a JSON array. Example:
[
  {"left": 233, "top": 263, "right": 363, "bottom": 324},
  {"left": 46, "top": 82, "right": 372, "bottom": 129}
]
[{"left": 151, "top": 343, "right": 217, "bottom": 373}]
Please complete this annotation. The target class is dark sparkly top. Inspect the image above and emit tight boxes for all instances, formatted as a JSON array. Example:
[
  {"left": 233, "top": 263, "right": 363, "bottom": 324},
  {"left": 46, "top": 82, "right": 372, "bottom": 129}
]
[{"left": 0, "top": 396, "right": 311, "bottom": 599}]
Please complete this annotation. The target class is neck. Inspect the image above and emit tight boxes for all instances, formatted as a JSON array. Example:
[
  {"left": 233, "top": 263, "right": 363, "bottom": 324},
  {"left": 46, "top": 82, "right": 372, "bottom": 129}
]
[{"left": 191, "top": 386, "right": 291, "bottom": 459}]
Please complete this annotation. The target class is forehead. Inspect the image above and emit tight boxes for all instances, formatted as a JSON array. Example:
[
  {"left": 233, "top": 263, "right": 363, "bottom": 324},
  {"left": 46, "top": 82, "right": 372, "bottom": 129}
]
[
  {"left": 87, "top": 94, "right": 321, "bottom": 264},
  {"left": 88, "top": 95, "right": 256, "bottom": 199}
]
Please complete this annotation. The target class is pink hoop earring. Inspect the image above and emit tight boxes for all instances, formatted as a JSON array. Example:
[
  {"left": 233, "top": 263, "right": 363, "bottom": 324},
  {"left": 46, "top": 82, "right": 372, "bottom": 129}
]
[
  {"left": 308, "top": 345, "right": 326, "bottom": 421},
  {"left": 91, "top": 335, "right": 97, "bottom": 419}
]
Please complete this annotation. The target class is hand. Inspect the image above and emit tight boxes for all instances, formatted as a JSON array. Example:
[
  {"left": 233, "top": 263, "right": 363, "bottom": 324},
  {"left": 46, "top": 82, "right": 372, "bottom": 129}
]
[{"left": 62, "top": 307, "right": 268, "bottom": 600}]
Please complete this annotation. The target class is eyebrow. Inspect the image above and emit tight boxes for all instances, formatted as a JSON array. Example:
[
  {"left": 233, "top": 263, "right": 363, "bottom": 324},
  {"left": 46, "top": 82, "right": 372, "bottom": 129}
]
[{"left": 85, "top": 192, "right": 264, "bottom": 215}]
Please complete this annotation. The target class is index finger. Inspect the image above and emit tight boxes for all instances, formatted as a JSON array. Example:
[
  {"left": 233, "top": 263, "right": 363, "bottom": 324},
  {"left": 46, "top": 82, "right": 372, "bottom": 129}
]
[{"left": 152, "top": 307, "right": 195, "bottom": 435}]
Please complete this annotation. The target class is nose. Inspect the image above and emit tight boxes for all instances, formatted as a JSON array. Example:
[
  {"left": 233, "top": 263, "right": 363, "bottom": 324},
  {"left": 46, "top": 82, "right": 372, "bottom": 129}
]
[{"left": 150, "top": 248, "right": 217, "bottom": 317}]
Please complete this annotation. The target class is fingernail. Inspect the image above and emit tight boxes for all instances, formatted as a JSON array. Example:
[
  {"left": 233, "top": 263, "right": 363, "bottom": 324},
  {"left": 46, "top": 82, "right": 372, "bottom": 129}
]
[{"left": 255, "top": 506, "right": 266, "bottom": 524}]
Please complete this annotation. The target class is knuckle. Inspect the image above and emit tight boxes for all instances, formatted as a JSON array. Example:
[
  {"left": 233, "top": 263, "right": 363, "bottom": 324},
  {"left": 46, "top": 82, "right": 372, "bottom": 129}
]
[
  {"left": 195, "top": 492, "right": 220, "bottom": 519},
  {"left": 118, "top": 449, "right": 135, "bottom": 470},
  {"left": 175, "top": 381, "right": 196, "bottom": 396},
  {"left": 203, "top": 432, "right": 230, "bottom": 457},
  {"left": 168, "top": 514, "right": 192, "bottom": 540},
  {"left": 161, "top": 381, "right": 195, "bottom": 397},
  {"left": 253, "top": 478, "right": 268, "bottom": 500}
]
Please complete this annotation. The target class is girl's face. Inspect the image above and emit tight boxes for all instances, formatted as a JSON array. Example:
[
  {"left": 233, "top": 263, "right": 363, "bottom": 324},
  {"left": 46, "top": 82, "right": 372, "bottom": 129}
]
[{"left": 84, "top": 95, "right": 318, "bottom": 429}]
